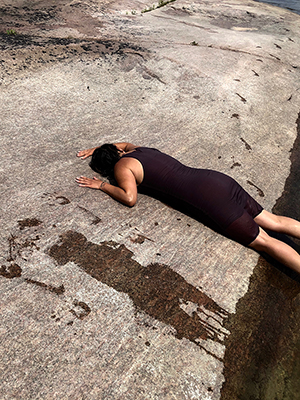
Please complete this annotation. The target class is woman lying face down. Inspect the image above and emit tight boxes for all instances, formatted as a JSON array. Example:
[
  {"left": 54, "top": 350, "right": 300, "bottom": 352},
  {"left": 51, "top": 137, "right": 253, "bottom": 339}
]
[{"left": 76, "top": 142, "right": 300, "bottom": 275}]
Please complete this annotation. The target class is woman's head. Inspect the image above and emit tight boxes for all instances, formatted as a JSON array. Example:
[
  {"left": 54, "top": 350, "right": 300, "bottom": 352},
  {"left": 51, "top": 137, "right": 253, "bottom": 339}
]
[{"left": 89, "top": 143, "right": 120, "bottom": 178}]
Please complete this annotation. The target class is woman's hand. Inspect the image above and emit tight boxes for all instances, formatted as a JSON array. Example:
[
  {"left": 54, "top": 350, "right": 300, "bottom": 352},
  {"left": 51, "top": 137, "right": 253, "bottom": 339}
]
[
  {"left": 76, "top": 176, "right": 103, "bottom": 189},
  {"left": 76, "top": 148, "right": 97, "bottom": 159}
]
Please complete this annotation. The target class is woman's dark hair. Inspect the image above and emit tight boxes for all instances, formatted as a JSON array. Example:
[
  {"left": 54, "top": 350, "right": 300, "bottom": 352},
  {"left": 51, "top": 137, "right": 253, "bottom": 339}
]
[{"left": 89, "top": 143, "right": 120, "bottom": 178}]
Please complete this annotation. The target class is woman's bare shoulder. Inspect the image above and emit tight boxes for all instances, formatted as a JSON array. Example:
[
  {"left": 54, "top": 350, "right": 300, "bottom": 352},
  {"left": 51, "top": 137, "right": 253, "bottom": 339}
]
[{"left": 115, "top": 154, "right": 144, "bottom": 183}]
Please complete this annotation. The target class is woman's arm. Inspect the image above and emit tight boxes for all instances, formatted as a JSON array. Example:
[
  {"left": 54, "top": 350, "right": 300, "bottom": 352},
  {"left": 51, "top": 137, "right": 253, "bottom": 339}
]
[
  {"left": 76, "top": 161, "right": 138, "bottom": 207},
  {"left": 113, "top": 142, "right": 138, "bottom": 152},
  {"left": 77, "top": 143, "right": 138, "bottom": 159}
]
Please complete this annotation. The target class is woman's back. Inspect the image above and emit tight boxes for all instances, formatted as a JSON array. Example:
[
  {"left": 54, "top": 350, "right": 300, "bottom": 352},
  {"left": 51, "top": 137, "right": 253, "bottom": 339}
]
[{"left": 122, "top": 147, "right": 248, "bottom": 230}]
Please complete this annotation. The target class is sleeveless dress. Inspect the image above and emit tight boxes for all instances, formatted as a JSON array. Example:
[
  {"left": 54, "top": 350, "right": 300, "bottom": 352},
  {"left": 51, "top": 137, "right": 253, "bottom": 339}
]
[{"left": 122, "top": 147, "right": 263, "bottom": 245}]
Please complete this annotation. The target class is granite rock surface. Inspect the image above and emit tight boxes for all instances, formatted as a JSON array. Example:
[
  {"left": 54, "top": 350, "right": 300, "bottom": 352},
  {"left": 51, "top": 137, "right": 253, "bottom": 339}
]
[{"left": 1, "top": 0, "right": 300, "bottom": 399}]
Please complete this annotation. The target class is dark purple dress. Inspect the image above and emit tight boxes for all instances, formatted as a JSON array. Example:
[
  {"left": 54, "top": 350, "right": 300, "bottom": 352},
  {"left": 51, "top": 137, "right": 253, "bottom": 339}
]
[{"left": 123, "top": 147, "right": 263, "bottom": 245}]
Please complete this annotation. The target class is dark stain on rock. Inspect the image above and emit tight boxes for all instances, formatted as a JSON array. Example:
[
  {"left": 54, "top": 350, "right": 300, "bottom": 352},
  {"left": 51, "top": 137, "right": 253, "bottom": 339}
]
[
  {"left": 91, "top": 216, "right": 101, "bottom": 225},
  {"left": 236, "top": 93, "right": 247, "bottom": 103},
  {"left": 77, "top": 205, "right": 101, "bottom": 225},
  {"left": 6, "top": 233, "right": 39, "bottom": 263},
  {"left": 0, "top": 3, "right": 96, "bottom": 38},
  {"left": 221, "top": 112, "right": 300, "bottom": 399},
  {"left": 269, "top": 53, "right": 281, "bottom": 61},
  {"left": 138, "top": 66, "right": 166, "bottom": 84},
  {"left": 230, "top": 162, "right": 241, "bottom": 169},
  {"left": 130, "top": 233, "right": 154, "bottom": 244},
  {"left": 18, "top": 218, "right": 42, "bottom": 230},
  {"left": 230, "top": 156, "right": 241, "bottom": 170},
  {"left": 240, "top": 137, "right": 252, "bottom": 151},
  {"left": 48, "top": 230, "right": 229, "bottom": 358},
  {"left": 25, "top": 278, "right": 65, "bottom": 295},
  {"left": 70, "top": 300, "right": 91, "bottom": 320},
  {"left": 55, "top": 196, "right": 70, "bottom": 205},
  {"left": 246, "top": 180, "right": 265, "bottom": 197},
  {"left": 7, "top": 234, "right": 17, "bottom": 262},
  {"left": 22, "top": 237, "right": 40, "bottom": 252},
  {"left": 0, "top": 263, "right": 22, "bottom": 279},
  {"left": 0, "top": 22, "right": 148, "bottom": 87}
]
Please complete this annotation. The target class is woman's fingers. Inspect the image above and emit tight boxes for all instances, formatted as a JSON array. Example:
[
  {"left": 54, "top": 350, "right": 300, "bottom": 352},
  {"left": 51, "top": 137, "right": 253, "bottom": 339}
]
[
  {"left": 76, "top": 176, "right": 89, "bottom": 184},
  {"left": 76, "top": 150, "right": 90, "bottom": 159},
  {"left": 76, "top": 176, "right": 101, "bottom": 189},
  {"left": 76, "top": 176, "right": 88, "bottom": 185}
]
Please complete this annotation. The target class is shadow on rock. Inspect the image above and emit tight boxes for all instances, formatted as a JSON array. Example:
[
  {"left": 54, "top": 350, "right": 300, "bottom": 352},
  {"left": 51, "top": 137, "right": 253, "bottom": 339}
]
[{"left": 48, "top": 230, "right": 229, "bottom": 359}]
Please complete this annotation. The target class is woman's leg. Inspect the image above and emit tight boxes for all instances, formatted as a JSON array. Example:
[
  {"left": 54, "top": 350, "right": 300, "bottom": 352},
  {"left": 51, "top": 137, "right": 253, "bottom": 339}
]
[
  {"left": 254, "top": 210, "right": 300, "bottom": 239},
  {"left": 249, "top": 227, "right": 300, "bottom": 273}
]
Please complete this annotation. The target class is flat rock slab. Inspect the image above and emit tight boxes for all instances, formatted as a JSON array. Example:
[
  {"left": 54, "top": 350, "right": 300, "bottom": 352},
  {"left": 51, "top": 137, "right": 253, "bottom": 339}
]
[{"left": 1, "top": 0, "right": 300, "bottom": 399}]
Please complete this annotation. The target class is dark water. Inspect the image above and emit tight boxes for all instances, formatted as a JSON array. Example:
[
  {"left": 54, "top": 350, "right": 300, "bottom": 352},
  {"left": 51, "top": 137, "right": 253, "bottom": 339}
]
[{"left": 256, "top": 0, "right": 300, "bottom": 15}]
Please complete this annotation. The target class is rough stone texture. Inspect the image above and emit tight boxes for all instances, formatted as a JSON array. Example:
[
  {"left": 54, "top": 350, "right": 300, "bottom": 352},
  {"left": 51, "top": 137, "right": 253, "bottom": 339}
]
[{"left": 0, "top": 0, "right": 300, "bottom": 399}]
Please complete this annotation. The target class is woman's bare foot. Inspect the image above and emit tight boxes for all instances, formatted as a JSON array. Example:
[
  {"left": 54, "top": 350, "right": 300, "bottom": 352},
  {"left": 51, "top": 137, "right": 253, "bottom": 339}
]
[{"left": 76, "top": 147, "right": 97, "bottom": 159}]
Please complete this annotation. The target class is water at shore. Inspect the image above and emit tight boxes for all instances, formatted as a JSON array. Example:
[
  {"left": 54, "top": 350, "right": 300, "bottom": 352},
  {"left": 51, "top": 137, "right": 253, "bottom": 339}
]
[{"left": 256, "top": 0, "right": 300, "bottom": 15}]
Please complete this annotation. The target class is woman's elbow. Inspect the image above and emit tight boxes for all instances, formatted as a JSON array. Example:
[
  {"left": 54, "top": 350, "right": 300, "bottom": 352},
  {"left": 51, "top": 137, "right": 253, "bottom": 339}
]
[
  {"left": 126, "top": 194, "right": 137, "bottom": 207},
  {"left": 127, "top": 198, "right": 136, "bottom": 207}
]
